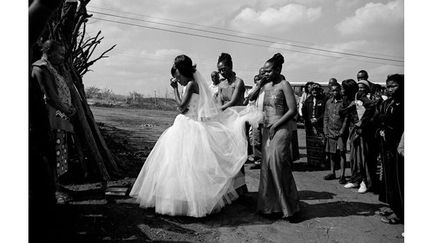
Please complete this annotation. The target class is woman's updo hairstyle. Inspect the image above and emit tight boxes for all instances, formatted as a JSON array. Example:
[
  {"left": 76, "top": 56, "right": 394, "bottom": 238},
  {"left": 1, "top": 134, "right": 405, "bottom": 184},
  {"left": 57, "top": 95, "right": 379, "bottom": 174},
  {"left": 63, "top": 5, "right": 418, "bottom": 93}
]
[
  {"left": 217, "top": 52, "right": 233, "bottom": 68},
  {"left": 266, "top": 53, "right": 284, "bottom": 72},
  {"left": 172, "top": 54, "right": 196, "bottom": 79}
]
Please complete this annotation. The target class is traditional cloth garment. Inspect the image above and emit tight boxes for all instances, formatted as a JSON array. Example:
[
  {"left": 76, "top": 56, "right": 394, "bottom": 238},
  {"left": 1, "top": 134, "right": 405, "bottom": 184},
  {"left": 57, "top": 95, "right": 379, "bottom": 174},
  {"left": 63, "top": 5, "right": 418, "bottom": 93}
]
[
  {"left": 302, "top": 95, "right": 326, "bottom": 167},
  {"left": 256, "top": 85, "right": 300, "bottom": 217},
  {"left": 377, "top": 97, "right": 404, "bottom": 221},
  {"left": 130, "top": 71, "right": 262, "bottom": 217},
  {"left": 32, "top": 57, "right": 74, "bottom": 177}
]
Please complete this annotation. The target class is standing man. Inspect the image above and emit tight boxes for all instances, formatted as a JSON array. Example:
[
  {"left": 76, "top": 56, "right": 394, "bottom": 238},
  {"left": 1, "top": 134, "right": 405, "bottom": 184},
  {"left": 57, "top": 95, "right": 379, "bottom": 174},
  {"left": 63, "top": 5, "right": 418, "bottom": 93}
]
[
  {"left": 248, "top": 70, "right": 265, "bottom": 169},
  {"left": 357, "top": 69, "right": 382, "bottom": 192},
  {"left": 209, "top": 71, "right": 220, "bottom": 103},
  {"left": 357, "top": 70, "right": 382, "bottom": 101},
  {"left": 325, "top": 78, "right": 338, "bottom": 101}
]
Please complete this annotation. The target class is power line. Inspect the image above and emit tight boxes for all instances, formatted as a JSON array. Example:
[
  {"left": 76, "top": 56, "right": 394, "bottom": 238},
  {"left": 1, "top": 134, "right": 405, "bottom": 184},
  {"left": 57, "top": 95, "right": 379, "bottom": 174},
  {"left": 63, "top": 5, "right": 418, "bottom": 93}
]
[
  {"left": 92, "top": 17, "right": 340, "bottom": 59},
  {"left": 88, "top": 6, "right": 403, "bottom": 60},
  {"left": 90, "top": 11, "right": 403, "bottom": 63},
  {"left": 87, "top": 6, "right": 314, "bottom": 45},
  {"left": 91, "top": 17, "right": 403, "bottom": 67}
]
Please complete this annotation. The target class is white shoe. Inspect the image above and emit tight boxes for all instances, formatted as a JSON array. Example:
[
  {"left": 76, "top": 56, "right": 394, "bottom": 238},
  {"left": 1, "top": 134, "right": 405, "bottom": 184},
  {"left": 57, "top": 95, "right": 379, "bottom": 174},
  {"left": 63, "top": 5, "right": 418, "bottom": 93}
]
[
  {"left": 344, "top": 182, "right": 358, "bottom": 189},
  {"left": 358, "top": 181, "right": 367, "bottom": 193}
]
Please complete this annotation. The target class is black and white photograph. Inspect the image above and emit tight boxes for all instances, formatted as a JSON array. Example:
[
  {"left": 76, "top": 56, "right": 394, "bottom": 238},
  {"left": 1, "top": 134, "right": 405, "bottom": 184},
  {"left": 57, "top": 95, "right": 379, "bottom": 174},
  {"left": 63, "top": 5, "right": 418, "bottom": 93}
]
[{"left": 4, "top": 0, "right": 430, "bottom": 242}]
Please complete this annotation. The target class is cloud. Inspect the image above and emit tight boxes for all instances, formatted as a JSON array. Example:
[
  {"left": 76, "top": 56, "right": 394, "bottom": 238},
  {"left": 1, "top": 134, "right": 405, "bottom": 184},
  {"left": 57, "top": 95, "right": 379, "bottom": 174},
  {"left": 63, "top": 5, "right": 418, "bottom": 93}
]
[
  {"left": 266, "top": 39, "right": 403, "bottom": 82},
  {"left": 336, "top": 0, "right": 403, "bottom": 36},
  {"left": 230, "top": 4, "right": 322, "bottom": 33},
  {"left": 140, "top": 49, "right": 183, "bottom": 61}
]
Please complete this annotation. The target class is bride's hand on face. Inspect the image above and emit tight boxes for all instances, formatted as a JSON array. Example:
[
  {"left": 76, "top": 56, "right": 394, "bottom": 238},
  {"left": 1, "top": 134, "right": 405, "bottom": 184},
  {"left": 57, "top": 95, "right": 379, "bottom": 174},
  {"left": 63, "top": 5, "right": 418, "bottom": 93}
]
[{"left": 170, "top": 78, "right": 178, "bottom": 89}]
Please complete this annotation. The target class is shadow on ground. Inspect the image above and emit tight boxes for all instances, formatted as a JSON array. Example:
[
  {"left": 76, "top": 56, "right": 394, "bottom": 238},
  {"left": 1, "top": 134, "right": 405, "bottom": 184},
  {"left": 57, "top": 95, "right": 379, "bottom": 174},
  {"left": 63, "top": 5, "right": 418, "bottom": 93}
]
[{"left": 50, "top": 184, "right": 387, "bottom": 242}]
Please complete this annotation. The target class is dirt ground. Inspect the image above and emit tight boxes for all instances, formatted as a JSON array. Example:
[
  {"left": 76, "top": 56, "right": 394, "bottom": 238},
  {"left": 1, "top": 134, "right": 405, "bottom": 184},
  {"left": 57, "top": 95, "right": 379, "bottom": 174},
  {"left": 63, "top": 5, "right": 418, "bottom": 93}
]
[{"left": 52, "top": 106, "right": 404, "bottom": 242}]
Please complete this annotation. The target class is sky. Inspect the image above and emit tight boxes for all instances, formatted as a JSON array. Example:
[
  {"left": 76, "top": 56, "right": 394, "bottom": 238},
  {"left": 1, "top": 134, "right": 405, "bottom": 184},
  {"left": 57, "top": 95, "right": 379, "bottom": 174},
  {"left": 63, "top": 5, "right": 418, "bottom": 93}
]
[{"left": 83, "top": 0, "right": 404, "bottom": 96}]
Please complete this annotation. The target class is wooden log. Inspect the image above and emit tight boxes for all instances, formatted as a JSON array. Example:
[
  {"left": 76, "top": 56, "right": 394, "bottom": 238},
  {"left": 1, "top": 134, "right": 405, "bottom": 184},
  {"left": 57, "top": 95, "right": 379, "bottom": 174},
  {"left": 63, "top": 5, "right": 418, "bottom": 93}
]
[
  {"left": 72, "top": 71, "right": 121, "bottom": 175},
  {"left": 66, "top": 69, "right": 110, "bottom": 181},
  {"left": 71, "top": 132, "right": 88, "bottom": 179}
]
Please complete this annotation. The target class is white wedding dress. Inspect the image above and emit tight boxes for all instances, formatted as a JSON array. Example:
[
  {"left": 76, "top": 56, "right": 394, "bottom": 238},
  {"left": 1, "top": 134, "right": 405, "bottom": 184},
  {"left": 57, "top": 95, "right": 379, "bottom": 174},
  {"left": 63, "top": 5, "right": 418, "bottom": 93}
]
[{"left": 130, "top": 72, "right": 262, "bottom": 217}]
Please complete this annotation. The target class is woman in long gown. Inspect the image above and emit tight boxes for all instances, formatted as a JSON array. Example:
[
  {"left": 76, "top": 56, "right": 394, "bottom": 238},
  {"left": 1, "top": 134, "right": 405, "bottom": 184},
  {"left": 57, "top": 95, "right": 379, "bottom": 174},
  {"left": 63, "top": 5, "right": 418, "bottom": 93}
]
[
  {"left": 248, "top": 53, "right": 300, "bottom": 218},
  {"left": 130, "top": 55, "right": 261, "bottom": 217}
]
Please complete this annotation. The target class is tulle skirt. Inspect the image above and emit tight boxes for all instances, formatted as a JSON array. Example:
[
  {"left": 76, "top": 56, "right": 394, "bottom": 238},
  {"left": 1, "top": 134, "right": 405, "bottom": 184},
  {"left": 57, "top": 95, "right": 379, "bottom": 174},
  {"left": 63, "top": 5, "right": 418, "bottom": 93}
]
[{"left": 130, "top": 106, "right": 262, "bottom": 217}]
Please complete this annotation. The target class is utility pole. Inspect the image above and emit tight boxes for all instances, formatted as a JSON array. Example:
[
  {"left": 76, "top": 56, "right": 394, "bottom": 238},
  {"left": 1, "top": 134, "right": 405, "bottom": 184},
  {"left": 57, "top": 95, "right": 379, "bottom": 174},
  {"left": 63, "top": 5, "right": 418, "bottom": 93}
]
[
  {"left": 154, "top": 90, "right": 157, "bottom": 106},
  {"left": 165, "top": 88, "right": 168, "bottom": 106}
]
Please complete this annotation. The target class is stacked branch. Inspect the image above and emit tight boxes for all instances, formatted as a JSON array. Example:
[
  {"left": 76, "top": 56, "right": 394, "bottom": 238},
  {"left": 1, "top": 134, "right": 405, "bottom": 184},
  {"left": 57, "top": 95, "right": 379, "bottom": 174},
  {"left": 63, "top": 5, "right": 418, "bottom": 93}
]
[{"left": 40, "top": 0, "right": 120, "bottom": 181}]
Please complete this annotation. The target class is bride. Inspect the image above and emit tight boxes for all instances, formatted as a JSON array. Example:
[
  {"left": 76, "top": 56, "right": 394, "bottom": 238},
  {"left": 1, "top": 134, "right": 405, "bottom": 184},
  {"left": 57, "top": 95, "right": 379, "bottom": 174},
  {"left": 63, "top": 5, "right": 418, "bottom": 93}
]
[{"left": 129, "top": 55, "right": 262, "bottom": 217}]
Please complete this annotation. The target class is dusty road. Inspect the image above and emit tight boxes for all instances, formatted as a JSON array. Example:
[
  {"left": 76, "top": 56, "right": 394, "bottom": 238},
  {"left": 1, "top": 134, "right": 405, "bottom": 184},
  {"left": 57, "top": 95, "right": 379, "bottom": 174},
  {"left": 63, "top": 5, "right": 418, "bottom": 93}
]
[{"left": 54, "top": 106, "right": 404, "bottom": 242}]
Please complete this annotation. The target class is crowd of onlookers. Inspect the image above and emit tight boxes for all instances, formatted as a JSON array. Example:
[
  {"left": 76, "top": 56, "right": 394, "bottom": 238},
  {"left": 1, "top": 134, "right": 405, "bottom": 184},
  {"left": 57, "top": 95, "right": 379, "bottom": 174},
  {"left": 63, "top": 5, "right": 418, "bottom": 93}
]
[{"left": 247, "top": 69, "right": 404, "bottom": 225}]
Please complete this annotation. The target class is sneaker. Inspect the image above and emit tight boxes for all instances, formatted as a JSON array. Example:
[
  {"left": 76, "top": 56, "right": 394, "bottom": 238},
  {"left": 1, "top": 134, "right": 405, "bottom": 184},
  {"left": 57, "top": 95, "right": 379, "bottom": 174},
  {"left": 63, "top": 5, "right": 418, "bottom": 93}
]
[
  {"left": 344, "top": 182, "right": 358, "bottom": 189},
  {"left": 324, "top": 173, "right": 336, "bottom": 180},
  {"left": 358, "top": 181, "right": 367, "bottom": 193}
]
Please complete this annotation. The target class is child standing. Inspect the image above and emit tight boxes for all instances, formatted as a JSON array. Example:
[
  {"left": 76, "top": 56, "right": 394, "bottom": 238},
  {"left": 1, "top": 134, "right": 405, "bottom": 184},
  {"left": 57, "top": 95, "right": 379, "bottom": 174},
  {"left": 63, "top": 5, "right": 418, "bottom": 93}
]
[{"left": 323, "top": 83, "right": 348, "bottom": 184}]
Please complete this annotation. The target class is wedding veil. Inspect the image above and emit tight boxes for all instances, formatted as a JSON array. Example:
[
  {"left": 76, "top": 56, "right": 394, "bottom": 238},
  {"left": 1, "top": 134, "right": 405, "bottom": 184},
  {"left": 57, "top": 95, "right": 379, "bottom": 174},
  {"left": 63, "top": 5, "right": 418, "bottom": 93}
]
[
  {"left": 193, "top": 70, "right": 263, "bottom": 127},
  {"left": 193, "top": 71, "right": 220, "bottom": 121}
]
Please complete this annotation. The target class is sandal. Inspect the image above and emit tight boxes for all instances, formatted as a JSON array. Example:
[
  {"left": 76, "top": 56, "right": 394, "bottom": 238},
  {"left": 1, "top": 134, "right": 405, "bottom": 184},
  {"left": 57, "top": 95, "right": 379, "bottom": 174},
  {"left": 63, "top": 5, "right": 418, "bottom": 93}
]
[
  {"left": 56, "top": 191, "right": 72, "bottom": 204},
  {"left": 380, "top": 214, "right": 401, "bottom": 224},
  {"left": 375, "top": 208, "right": 393, "bottom": 216}
]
